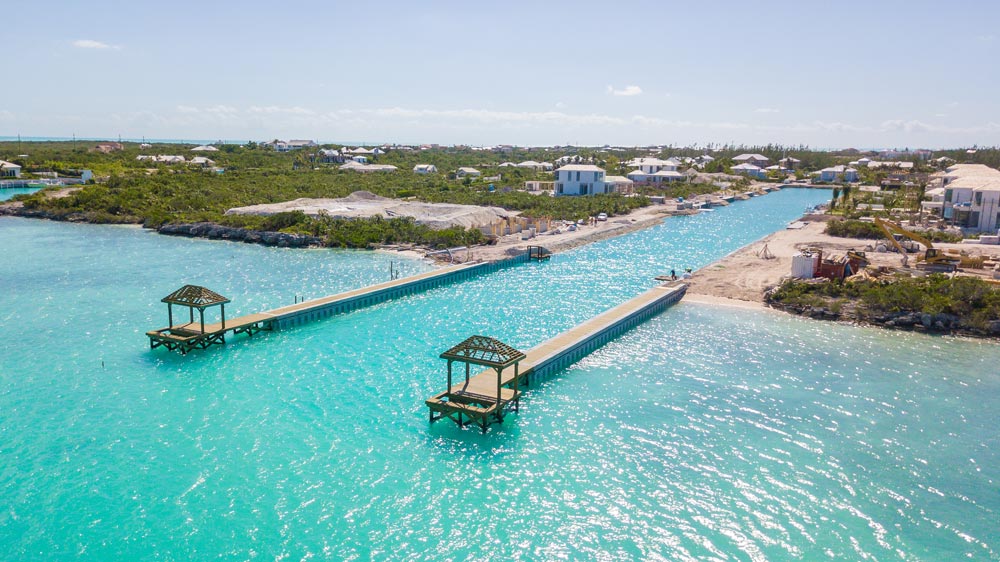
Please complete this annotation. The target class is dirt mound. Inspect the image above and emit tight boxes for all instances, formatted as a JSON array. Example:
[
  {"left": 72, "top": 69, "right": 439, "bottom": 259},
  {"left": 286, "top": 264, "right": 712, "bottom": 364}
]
[{"left": 226, "top": 191, "right": 514, "bottom": 230}]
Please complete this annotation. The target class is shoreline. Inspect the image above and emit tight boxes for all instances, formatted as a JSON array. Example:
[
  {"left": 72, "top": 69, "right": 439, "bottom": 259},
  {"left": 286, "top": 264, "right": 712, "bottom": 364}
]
[{"left": 0, "top": 181, "right": 782, "bottom": 266}]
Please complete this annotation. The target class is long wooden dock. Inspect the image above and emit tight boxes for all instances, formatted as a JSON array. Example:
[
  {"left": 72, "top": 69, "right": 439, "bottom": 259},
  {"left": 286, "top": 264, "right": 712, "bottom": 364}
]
[
  {"left": 148, "top": 254, "right": 528, "bottom": 354},
  {"left": 426, "top": 280, "right": 688, "bottom": 431}
]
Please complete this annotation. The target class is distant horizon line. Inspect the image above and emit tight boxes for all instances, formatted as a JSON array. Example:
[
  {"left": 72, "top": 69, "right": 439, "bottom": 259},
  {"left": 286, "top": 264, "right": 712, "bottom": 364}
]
[{"left": 0, "top": 136, "right": 988, "bottom": 152}]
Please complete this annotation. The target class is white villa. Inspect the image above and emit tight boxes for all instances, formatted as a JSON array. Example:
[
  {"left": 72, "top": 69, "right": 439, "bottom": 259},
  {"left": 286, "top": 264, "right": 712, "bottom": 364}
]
[
  {"left": 554, "top": 164, "right": 608, "bottom": 196},
  {"left": 627, "top": 157, "right": 678, "bottom": 174},
  {"left": 263, "top": 139, "right": 317, "bottom": 152},
  {"left": 516, "top": 160, "right": 553, "bottom": 171},
  {"left": 0, "top": 160, "right": 22, "bottom": 178},
  {"left": 818, "top": 165, "right": 859, "bottom": 183},
  {"left": 778, "top": 157, "right": 800, "bottom": 170},
  {"left": 191, "top": 145, "right": 219, "bottom": 152},
  {"left": 733, "top": 153, "right": 770, "bottom": 167},
  {"left": 731, "top": 163, "right": 766, "bottom": 179},
  {"left": 413, "top": 164, "right": 437, "bottom": 174},
  {"left": 319, "top": 149, "right": 345, "bottom": 163},
  {"left": 939, "top": 164, "right": 1000, "bottom": 232},
  {"left": 190, "top": 156, "right": 216, "bottom": 167},
  {"left": 456, "top": 167, "right": 482, "bottom": 178}
]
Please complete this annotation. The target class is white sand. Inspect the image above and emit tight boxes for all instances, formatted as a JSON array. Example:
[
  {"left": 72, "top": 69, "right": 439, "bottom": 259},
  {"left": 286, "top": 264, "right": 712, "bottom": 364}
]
[{"left": 226, "top": 191, "right": 515, "bottom": 230}]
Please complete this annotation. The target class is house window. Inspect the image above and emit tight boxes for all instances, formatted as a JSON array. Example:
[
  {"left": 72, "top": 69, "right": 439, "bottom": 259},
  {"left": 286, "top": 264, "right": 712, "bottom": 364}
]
[
  {"left": 975, "top": 192, "right": 983, "bottom": 206},
  {"left": 575, "top": 171, "right": 580, "bottom": 182},
  {"left": 945, "top": 189, "right": 952, "bottom": 202}
]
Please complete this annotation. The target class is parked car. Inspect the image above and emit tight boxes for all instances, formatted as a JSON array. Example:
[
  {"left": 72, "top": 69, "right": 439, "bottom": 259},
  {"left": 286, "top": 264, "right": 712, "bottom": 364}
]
[{"left": 597, "top": 213, "right": 608, "bottom": 221}]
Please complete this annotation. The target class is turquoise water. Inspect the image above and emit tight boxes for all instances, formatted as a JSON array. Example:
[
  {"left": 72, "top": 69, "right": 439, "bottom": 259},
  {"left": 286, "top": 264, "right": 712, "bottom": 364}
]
[
  {"left": 0, "top": 187, "right": 42, "bottom": 201},
  {"left": 2, "top": 189, "right": 998, "bottom": 560}
]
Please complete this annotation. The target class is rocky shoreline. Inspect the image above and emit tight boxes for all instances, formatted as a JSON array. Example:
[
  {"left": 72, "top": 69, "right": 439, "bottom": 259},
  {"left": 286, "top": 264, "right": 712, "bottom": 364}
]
[
  {"left": 157, "top": 222, "right": 322, "bottom": 248},
  {"left": 764, "top": 295, "right": 1000, "bottom": 338}
]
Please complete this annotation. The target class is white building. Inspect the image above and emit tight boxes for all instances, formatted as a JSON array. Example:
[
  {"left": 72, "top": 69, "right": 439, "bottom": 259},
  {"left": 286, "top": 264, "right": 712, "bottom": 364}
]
[
  {"left": 733, "top": 153, "right": 770, "bottom": 167},
  {"left": 0, "top": 160, "right": 22, "bottom": 178},
  {"left": 456, "top": 167, "right": 481, "bottom": 178},
  {"left": 319, "top": 149, "right": 344, "bottom": 163},
  {"left": 941, "top": 164, "right": 1000, "bottom": 232},
  {"left": 731, "top": 163, "right": 766, "bottom": 179},
  {"left": 190, "top": 156, "right": 216, "bottom": 167},
  {"left": 819, "top": 165, "right": 859, "bottom": 182},
  {"left": 627, "top": 157, "right": 678, "bottom": 174},
  {"left": 340, "top": 161, "right": 397, "bottom": 173},
  {"left": 191, "top": 145, "right": 219, "bottom": 152},
  {"left": 554, "top": 164, "right": 607, "bottom": 196},
  {"left": 263, "top": 139, "right": 316, "bottom": 152},
  {"left": 413, "top": 164, "right": 437, "bottom": 174},
  {"left": 778, "top": 157, "right": 800, "bottom": 170},
  {"left": 651, "top": 170, "right": 684, "bottom": 183}
]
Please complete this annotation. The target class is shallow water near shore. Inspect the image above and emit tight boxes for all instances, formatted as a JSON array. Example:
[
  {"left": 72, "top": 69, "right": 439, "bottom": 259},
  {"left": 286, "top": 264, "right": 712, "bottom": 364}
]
[{"left": 2, "top": 189, "right": 999, "bottom": 560}]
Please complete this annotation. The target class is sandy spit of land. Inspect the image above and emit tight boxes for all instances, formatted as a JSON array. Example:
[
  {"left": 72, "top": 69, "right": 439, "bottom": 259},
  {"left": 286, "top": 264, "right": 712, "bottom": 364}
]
[
  {"left": 466, "top": 203, "right": 682, "bottom": 262},
  {"left": 684, "top": 218, "right": 1000, "bottom": 306}
]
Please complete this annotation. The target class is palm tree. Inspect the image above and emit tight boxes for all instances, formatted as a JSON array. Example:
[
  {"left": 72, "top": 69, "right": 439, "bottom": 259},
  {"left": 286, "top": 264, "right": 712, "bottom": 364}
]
[{"left": 831, "top": 186, "right": 841, "bottom": 210}]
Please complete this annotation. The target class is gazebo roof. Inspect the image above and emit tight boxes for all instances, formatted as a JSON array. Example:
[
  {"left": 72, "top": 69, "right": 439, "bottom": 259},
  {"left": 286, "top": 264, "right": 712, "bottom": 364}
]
[
  {"left": 161, "top": 285, "right": 230, "bottom": 308},
  {"left": 440, "top": 335, "right": 525, "bottom": 368}
]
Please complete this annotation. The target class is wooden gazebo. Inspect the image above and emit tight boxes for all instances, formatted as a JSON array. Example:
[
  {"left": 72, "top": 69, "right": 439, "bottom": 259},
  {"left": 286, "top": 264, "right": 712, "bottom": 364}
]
[
  {"left": 426, "top": 335, "right": 526, "bottom": 432},
  {"left": 161, "top": 284, "right": 230, "bottom": 334},
  {"left": 146, "top": 285, "right": 232, "bottom": 354}
]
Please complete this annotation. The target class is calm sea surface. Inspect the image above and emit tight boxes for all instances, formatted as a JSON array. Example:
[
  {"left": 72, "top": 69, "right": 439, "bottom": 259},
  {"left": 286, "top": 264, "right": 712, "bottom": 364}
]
[
  {"left": 2, "top": 189, "right": 998, "bottom": 560},
  {"left": 0, "top": 187, "right": 43, "bottom": 202}
]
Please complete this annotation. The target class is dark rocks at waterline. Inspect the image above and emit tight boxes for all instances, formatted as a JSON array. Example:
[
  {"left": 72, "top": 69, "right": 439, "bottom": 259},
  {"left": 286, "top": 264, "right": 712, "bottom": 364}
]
[
  {"left": 157, "top": 222, "right": 322, "bottom": 248},
  {"left": 768, "top": 300, "right": 1000, "bottom": 337}
]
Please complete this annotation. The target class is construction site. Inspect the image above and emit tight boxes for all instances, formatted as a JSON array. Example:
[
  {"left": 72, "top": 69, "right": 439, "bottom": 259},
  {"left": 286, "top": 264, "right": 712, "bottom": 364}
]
[
  {"left": 787, "top": 217, "right": 1000, "bottom": 284},
  {"left": 685, "top": 217, "right": 1000, "bottom": 306}
]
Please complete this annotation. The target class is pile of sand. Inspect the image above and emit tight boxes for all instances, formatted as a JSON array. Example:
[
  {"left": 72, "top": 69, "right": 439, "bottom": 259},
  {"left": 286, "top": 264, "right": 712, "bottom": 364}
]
[{"left": 225, "top": 191, "right": 514, "bottom": 230}]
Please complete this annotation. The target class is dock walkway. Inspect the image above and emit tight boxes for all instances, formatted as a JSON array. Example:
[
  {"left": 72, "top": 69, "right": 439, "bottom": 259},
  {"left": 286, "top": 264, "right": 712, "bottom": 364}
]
[
  {"left": 148, "top": 255, "right": 528, "bottom": 354},
  {"left": 426, "top": 281, "right": 687, "bottom": 431}
]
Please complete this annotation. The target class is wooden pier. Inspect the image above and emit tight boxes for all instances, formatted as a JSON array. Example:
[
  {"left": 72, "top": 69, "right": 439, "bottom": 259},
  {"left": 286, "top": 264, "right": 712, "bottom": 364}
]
[
  {"left": 147, "top": 255, "right": 528, "bottom": 354},
  {"left": 426, "top": 280, "right": 688, "bottom": 432}
]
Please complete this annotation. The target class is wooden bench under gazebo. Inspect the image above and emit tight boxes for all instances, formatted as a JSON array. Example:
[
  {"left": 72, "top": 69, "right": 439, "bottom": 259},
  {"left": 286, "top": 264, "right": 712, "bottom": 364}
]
[
  {"left": 425, "top": 335, "right": 526, "bottom": 433},
  {"left": 146, "top": 284, "right": 270, "bottom": 354}
]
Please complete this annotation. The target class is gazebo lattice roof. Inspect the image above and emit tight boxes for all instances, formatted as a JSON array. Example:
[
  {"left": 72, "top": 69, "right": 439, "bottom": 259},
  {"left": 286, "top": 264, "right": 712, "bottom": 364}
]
[
  {"left": 161, "top": 285, "right": 230, "bottom": 308},
  {"left": 440, "top": 335, "right": 525, "bottom": 368}
]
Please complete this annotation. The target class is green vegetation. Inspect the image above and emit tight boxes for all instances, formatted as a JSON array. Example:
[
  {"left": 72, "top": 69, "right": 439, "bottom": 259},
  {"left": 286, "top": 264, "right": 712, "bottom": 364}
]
[
  {"left": 4, "top": 141, "right": 649, "bottom": 249},
  {"left": 825, "top": 219, "right": 964, "bottom": 243},
  {"left": 768, "top": 275, "right": 1000, "bottom": 331}
]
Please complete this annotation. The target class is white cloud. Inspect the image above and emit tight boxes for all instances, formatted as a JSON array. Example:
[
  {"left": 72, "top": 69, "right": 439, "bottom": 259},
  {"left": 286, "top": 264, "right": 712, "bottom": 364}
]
[
  {"left": 248, "top": 105, "right": 315, "bottom": 115},
  {"left": 0, "top": 110, "right": 14, "bottom": 121},
  {"left": 607, "top": 85, "right": 643, "bottom": 97},
  {"left": 755, "top": 107, "right": 780, "bottom": 114},
  {"left": 73, "top": 39, "right": 119, "bottom": 50},
  {"left": 554, "top": 101, "right": 566, "bottom": 109}
]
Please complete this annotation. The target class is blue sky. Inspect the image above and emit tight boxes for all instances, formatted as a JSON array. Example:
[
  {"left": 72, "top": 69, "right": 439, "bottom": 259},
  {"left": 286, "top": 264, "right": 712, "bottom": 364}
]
[{"left": 2, "top": 0, "right": 999, "bottom": 148}]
